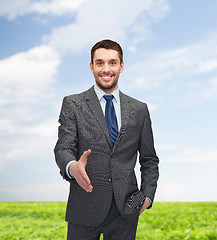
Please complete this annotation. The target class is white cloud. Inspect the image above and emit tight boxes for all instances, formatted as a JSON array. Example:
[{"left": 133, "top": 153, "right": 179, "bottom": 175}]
[
  {"left": 121, "top": 34, "right": 217, "bottom": 107},
  {"left": 0, "top": 116, "right": 58, "bottom": 169},
  {"left": 0, "top": 45, "right": 60, "bottom": 104},
  {"left": 30, "top": 0, "right": 87, "bottom": 16},
  {"left": 45, "top": 0, "right": 170, "bottom": 53},
  {"left": 0, "top": 0, "right": 29, "bottom": 20},
  {"left": 0, "top": 112, "right": 57, "bottom": 136},
  {"left": 0, "top": 0, "right": 87, "bottom": 20},
  {"left": 126, "top": 37, "right": 217, "bottom": 90},
  {"left": 202, "top": 77, "right": 217, "bottom": 100},
  {"left": 0, "top": 0, "right": 171, "bottom": 56},
  {"left": 0, "top": 45, "right": 60, "bottom": 169},
  {"left": 0, "top": 0, "right": 170, "bottom": 24}
]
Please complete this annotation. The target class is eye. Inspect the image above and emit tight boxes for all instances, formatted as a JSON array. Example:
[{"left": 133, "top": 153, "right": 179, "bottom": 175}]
[
  {"left": 96, "top": 62, "right": 103, "bottom": 66},
  {"left": 110, "top": 61, "right": 116, "bottom": 66}
]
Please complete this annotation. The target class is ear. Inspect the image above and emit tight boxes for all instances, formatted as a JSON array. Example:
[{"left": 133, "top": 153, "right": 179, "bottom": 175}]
[
  {"left": 120, "top": 61, "right": 124, "bottom": 73},
  {"left": 90, "top": 62, "right": 94, "bottom": 73}
]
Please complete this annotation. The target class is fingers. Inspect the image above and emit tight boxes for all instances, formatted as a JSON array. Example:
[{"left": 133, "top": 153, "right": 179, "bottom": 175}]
[
  {"left": 139, "top": 198, "right": 150, "bottom": 215},
  {"left": 75, "top": 168, "right": 93, "bottom": 192},
  {"left": 80, "top": 166, "right": 92, "bottom": 187},
  {"left": 76, "top": 174, "right": 93, "bottom": 193},
  {"left": 74, "top": 149, "right": 93, "bottom": 192}
]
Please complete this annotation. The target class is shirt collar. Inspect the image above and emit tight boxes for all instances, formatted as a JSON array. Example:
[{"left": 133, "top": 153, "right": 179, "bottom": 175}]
[{"left": 94, "top": 85, "right": 119, "bottom": 102}]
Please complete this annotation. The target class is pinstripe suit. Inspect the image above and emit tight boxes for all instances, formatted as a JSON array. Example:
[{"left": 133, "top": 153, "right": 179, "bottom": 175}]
[{"left": 54, "top": 86, "right": 159, "bottom": 227}]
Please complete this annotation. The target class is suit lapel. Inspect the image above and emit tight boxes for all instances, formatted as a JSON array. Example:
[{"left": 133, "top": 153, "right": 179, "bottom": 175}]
[
  {"left": 120, "top": 91, "right": 130, "bottom": 132},
  {"left": 84, "top": 87, "right": 132, "bottom": 151},
  {"left": 85, "top": 86, "right": 112, "bottom": 148}
]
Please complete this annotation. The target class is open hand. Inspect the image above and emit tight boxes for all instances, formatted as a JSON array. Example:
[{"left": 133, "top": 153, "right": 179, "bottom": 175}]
[{"left": 69, "top": 149, "right": 93, "bottom": 193}]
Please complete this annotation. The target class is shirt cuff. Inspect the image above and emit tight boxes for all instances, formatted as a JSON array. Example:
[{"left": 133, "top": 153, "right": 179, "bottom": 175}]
[
  {"left": 146, "top": 197, "right": 152, "bottom": 207},
  {"left": 66, "top": 160, "right": 77, "bottom": 179}
]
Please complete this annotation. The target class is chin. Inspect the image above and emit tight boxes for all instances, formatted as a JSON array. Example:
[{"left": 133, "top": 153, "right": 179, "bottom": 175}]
[{"left": 97, "top": 81, "right": 117, "bottom": 90}]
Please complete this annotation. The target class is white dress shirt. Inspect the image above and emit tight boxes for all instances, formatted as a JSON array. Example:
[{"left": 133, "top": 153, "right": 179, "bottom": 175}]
[{"left": 94, "top": 85, "right": 121, "bottom": 131}]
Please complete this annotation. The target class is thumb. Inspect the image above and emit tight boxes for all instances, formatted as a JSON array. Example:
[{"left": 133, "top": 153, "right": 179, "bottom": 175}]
[{"left": 80, "top": 149, "right": 91, "bottom": 165}]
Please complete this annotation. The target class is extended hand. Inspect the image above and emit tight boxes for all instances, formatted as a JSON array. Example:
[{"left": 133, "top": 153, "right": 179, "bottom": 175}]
[{"left": 69, "top": 149, "right": 93, "bottom": 193}]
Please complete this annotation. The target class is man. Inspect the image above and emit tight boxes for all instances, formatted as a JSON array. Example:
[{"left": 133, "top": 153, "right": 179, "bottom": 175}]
[{"left": 54, "top": 39, "right": 159, "bottom": 240}]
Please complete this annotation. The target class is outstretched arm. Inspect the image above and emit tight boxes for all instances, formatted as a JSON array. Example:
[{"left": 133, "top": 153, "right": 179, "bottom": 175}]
[{"left": 54, "top": 97, "right": 93, "bottom": 192}]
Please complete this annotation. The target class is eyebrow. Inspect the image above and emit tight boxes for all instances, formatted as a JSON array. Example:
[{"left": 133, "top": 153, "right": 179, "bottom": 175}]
[{"left": 95, "top": 59, "right": 118, "bottom": 62}]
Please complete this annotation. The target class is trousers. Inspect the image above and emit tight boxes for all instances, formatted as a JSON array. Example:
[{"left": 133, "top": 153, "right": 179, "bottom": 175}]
[{"left": 67, "top": 197, "right": 139, "bottom": 240}]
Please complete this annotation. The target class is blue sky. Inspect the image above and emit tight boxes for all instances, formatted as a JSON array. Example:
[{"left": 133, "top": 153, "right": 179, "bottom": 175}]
[{"left": 0, "top": 0, "right": 217, "bottom": 202}]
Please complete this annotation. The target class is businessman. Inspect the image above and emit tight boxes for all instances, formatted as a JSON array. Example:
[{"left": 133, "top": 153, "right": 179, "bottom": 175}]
[{"left": 54, "top": 39, "right": 159, "bottom": 240}]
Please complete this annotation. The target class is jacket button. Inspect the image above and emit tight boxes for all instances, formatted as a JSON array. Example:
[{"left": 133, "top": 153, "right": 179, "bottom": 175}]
[{"left": 108, "top": 178, "right": 112, "bottom": 182}]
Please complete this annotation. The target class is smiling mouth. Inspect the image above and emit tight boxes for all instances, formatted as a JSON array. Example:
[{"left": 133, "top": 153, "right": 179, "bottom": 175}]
[{"left": 100, "top": 75, "right": 114, "bottom": 81}]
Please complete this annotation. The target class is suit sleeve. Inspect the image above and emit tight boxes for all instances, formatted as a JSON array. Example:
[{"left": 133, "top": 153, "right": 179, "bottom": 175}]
[
  {"left": 54, "top": 96, "right": 78, "bottom": 181},
  {"left": 139, "top": 104, "right": 159, "bottom": 208}
]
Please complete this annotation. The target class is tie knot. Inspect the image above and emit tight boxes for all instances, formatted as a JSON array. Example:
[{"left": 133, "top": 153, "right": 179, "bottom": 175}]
[{"left": 103, "top": 94, "right": 114, "bottom": 102}]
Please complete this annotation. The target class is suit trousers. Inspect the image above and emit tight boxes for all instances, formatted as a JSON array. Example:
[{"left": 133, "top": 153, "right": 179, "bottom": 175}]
[{"left": 67, "top": 197, "right": 139, "bottom": 240}]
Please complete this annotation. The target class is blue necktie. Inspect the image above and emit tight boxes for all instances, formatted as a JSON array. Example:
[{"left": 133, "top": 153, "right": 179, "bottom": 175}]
[{"left": 103, "top": 95, "right": 118, "bottom": 146}]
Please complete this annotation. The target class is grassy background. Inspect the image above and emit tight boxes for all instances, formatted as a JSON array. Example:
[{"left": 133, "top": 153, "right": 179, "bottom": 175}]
[{"left": 0, "top": 202, "right": 216, "bottom": 239}]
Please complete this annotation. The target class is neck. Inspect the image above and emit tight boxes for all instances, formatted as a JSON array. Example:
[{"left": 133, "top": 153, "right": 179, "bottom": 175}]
[{"left": 95, "top": 83, "right": 118, "bottom": 94}]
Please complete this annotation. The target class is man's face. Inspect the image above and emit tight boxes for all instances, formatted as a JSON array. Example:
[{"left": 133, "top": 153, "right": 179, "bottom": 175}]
[{"left": 90, "top": 48, "right": 124, "bottom": 93}]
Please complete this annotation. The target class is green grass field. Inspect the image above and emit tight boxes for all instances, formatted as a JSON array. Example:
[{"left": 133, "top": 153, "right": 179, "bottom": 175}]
[{"left": 0, "top": 202, "right": 216, "bottom": 239}]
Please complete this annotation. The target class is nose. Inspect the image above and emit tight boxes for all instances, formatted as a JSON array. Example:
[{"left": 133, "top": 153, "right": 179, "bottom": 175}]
[{"left": 102, "top": 63, "right": 110, "bottom": 73}]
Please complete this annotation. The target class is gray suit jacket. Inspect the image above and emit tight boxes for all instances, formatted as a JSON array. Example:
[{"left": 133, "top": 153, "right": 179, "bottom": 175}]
[{"left": 54, "top": 86, "right": 159, "bottom": 226}]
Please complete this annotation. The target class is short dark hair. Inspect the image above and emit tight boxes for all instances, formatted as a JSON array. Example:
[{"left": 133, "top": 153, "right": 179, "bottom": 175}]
[{"left": 91, "top": 39, "right": 123, "bottom": 64}]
